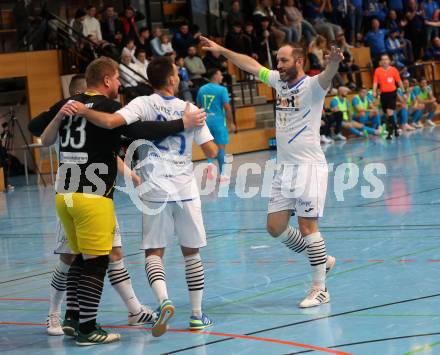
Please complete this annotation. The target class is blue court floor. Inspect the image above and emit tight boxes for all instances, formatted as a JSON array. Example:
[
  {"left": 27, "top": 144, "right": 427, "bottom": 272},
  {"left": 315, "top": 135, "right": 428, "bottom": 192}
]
[{"left": 1, "top": 127, "right": 440, "bottom": 355}]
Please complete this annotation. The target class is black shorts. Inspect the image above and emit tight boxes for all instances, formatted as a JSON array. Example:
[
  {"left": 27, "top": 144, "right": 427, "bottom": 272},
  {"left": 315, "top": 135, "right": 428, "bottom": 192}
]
[{"left": 380, "top": 91, "right": 397, "bottom": 112}]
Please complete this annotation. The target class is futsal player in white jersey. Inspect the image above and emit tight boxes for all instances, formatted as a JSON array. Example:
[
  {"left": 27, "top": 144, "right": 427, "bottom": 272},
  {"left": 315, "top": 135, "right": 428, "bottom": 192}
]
[
  {"left": 201, "top": 37, "right": 344, "bottom": 307},
  {"left": 65, "top": 56, "right": 218, "bottom": 335}
]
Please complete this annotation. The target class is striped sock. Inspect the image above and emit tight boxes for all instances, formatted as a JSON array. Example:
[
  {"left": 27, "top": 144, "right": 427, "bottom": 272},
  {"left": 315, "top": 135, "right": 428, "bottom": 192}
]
[
  {"left": 145, "top": 255, "right": 168, "bottom": 304},
  {"left": 65, "top": 255, "right": 83, "bottom": 321},
  {"left": 304, "top": 232, "right": 327, "bottom": 290},
  {"left": 77, "top": 256, "right": 108, "bottom": 334},
  {"left": 279, "top": 226, "right": 307, "bottom": 257},
  {"left": 108, "top": 259, "right": 143, "bottom": 315},
  {"left": 184, "top": 254, "right": 204, "bottom": 317},
  {"left": 49, "top": 259, "right": 70, "bottom": 315}
]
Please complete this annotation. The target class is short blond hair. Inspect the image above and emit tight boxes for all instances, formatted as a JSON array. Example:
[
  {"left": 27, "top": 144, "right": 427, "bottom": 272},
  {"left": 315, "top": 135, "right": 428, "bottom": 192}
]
[{"left": 85, "top": 57, "right": 119, "bottom": 87}]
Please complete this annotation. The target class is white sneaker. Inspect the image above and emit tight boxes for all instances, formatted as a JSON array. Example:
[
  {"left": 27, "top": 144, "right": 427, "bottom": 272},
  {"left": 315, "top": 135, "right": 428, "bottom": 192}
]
[
  {"left": 333, "top": 133, "right": 347, "bottom": 141},
  {"left": 425, "top": 120, "right": 436, "bottom": 127},
  {"left": 219, "top": 174, "right": 230, "bottom": 183},
  {"left": 299, "top": 287, "right": 330, "bottom": 308},
  {"left": 326, "top": 255, "right": 336, "bottom": 274},
  {"left": 128, "top": 305, "right": 157, "bottom": 325},
  {"left": 206, "top": 163, "right": 215, "bottom": 180},
  {"left": 320, "top": 135, "right": 333, "bottom": 144},
  {"left": 47, "top": 314, "right": 64, "bottom": 336}
]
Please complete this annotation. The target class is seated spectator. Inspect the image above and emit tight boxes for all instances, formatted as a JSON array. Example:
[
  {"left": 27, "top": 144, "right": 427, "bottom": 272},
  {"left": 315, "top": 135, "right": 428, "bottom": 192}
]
[
  {"left": 120, "top": 6, "right": 139, "bottom": 42},
  {"left": 184, "top": 45, "right": 207, "bottom": 90},
  {"left": 421, "top": 0, "right": 440, "bottom": 46},
  {"left": 396, "top": 78, "right": 418, "bottom": 131},
  {"left": 272, "top": 0, "right": 298, "bottom": 42},
  {"left": 119, "top": 52, "right": 152, "bottom": 102},
  {"left": 423, "top": 36, "right": 440, "bottom": 60},
  {"left": 336, "top": 32, "right": 362, "bottom": 89},
  {"left": 227, "top": 0, "right": 245, "bottom": 32},
  {"left": 150, "top": 26, "right": 166, "bottom": 56},
  {"left": 308, "top": 35, "right": 327, "bottom": 72},
  {"left": 385, "top": 28, "right": 407, "bottom": 68},
  {"left": 330, "top": 86, "right": 380, "bottom": 138},
  {"left": 255, "top": 16, "right": 278, "bottom": 66},
  {"left": 243, "top": 22, "right": 260, "bottom": 60},
  {"left": 364, "top": 0, "right": 388, "bottom": 25},
  {"left": 101, "top": 5, "right": 123, "bottom": 46},
  {"left": 83, "top": 5, "right": 102, "bottom": 42},
  {"left": 364, "top": 18, "right": 388, "bottom": 65},
  {"left": 351, "top": 87, "right": 382, "bottom": 130},
  {"left": 137, "top": 27, "right": 153, "bottom": 58},
  {"left": 253, "top": 0, "right": 286, "bottom": 47},
  {"left": 122, "top": 38, "right": 136, "bottom": 62},
  {"left": 202, "top": 52, "right": 232, "bottom": 88},
  {"left": 225, "top": 22, "right": 253, "bottom": 56},
  {"left": 70, "top": 8, "right": 86, "bottom": 38},
  {"left": 176, "top": 56, "right": 193, "bottom": 102},
  {"left": 134, "top": 49, "right": 149, "bottom": 78},
  {"left": 172, "top": 22, "right": 201, "bottom": 58},
  {"left": 385, "top": 9, "right": 400, "bottom": 32},
  {"left": 303, "top": 0, "right": 343, "bottom": 42},
  {"left": 416, "top": 78, "right": 437, "bottom": 126},
  {"left": 160, "top": 34, "right": 174, "bottom": 55},
  {"left": 284, "top": 0, "right": 317, "bottom": 44}
]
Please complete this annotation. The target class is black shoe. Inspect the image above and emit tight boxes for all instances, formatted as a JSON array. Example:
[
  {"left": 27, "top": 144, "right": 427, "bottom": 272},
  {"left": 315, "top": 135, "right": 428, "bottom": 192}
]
[{"left": 386, "top": 134, "right": 392, "bottom": 140}]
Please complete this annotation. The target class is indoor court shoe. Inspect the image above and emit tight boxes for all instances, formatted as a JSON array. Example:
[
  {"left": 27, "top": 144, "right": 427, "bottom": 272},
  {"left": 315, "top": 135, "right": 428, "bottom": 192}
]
[
  {"left": 47, "top": 314, "right": 64, "bottom": 336},
  {"left": 152, "top": 299, "right": 175, "bottom": 337},
  {"left": 62, "top": 318, "right": 79, "bottom": 337},
  {"left": 206, "top": 163, "right": 215, "bottom": 180},
  {"left": 189, "top": 313, "right": 214, "bottom": 330},
  {"left": 76, "top": 325, "right": 120, "bottom": 346},
  {"left": 425, "top": 120, "right": 436, "bottom": 127},
  {"left": 299, "top": 287, "right": 330, "bottom": 308},
  {"left": 128, "top": 305, "right": 157, "bottom": 325},
  {"left": 326, "top": 255, "right": 336, "bottom": 275}
]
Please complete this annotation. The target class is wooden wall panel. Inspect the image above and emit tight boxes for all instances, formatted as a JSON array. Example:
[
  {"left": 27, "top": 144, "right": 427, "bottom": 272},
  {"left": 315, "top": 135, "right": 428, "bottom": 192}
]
[
  {"left": 0, "top": 53, "right": 27, "bottom": 79},
  {"left": 235, "top": 106, "right": 256, "bottom": 130}
]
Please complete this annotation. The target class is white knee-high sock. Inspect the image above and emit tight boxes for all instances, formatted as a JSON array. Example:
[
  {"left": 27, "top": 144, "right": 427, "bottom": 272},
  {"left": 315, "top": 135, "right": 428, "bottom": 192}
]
[
  {"left": 279, "top": 226, "right": 307, "bottom": 257},
  {"left": 145, "top": 255, "right": 168, "bottom": 304},
  {"left": 49, "top": 260, "right": 71, "bottom": 315},
  {"left": 184, "top": 253, "right": 204, "bottom": 317},
  {"left": 304, "top": 232, "right": 327, "bottom": 290},
  {"left": 108, "top": 259, "right": 143, "bottom": 315}
]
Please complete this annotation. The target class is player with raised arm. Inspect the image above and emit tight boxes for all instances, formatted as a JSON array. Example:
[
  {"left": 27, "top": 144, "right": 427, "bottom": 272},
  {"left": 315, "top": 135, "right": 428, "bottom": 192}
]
[{"left": 200, "top": 36, "right": 342, "bottom": 308}]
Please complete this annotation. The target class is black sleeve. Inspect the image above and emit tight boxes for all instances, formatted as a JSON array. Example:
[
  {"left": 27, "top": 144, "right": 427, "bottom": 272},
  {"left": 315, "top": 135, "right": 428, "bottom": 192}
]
[
  {"left": 28, "top": 99, "right": 67, "bottom": 137},
  {"left": 118, "top": 119, "right": 185, "bottom": 140}
]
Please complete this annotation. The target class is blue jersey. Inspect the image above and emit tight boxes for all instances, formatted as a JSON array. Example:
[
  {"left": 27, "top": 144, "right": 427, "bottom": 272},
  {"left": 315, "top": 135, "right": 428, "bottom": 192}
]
[{"left": 196, "top": 83, "right": 230, "bottom": 126}]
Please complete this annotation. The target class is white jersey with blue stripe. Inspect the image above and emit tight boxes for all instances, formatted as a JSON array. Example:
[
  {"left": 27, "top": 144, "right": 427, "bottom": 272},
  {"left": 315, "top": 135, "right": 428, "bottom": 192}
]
[
  {"left": 117, "top": 93, "right": 213, "bottom": 202},
  {"left": 266, "top": 71, "right": 328, "bottom": 164}
]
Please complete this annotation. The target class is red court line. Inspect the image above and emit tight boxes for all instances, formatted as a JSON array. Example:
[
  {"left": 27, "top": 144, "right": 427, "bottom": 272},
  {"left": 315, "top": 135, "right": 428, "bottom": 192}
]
[
  {"left": 0, "top": 298, "right": 48, "bottom": 302},
  {"left": 0, "top": 322, "right": 352, "bottom": 355}
]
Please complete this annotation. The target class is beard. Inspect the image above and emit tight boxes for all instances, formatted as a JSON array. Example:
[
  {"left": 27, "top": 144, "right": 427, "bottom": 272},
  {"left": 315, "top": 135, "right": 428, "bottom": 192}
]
[{"left": 280, "top": 66, "right": 299, "bottom": 82}]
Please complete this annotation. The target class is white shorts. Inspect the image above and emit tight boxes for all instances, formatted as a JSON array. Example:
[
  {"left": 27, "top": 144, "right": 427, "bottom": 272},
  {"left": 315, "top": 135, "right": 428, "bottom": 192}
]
[
  {"left": 141, "top": 198, "right": 207, "bottom": 249},
  {"left": 267, "top": 163, "right": 328, "bottom": 218},
  {"left": 54, "top": 217, "right": 122, "bottom": 254}
]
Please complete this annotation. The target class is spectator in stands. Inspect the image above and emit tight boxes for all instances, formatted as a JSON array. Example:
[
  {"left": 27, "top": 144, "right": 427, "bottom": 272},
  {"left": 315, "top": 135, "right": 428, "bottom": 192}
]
[
  {"left": 184, "top": 45, "right": 207, "bottom": 90},
  {"left": 272, "top": 0, "right": 298, "bottom": 42},
  {"left": 304, "top": 0, "right": 343, "bottom": 42},
  {"left": 332, "top": 0, "right": 353, "bottom": 44},
  {"left": 83, "top": 5, "right": 102, "bottom": 42},
  {"left": 120, "top": 6, "right": 139, "bottom": 42},
  {"left": 119, "top": 52, "right": 152, "bottom": 102},
  {"left": 336, "top": 33, "right": 362, "bottom": 89},
  {"left": 122, "top": 38, "right": 136, "bottom": 62},
  {"left": 385, "top": 9, "right": 400, "bottom": 32},
  {"left": 150, "top": 26, "right": 166, "bottom": 56},
  {"left": 225, "top": 22, "right": 253, "bottom": 56},
  {"left": 176, "top": 56, "right": 194, "bottom": 102},
  {"left": 385, "top": 10, "right": 414, "bottom": 63},
  {"left": 350, "top": 0, "right": 363, "bottom": 45},
  {"left": 101, "top": 5, "right": 123, "bottom": 46},
  {"left": 423, "top": 36, "right": 440, "bottom": 60},
  {"left": 308, "top": 35, "right": 327, "bottom": 72},
  {"left": 243, "top": 22, "right": 260, "bottom": 59},
  {"left": 134, "top": 49, "right": 149, "bottom": 78},
  {"left": 227, "top": 0, "right": 245, "bottom": 32},
  {"left": 396, "top": 78, "right": 417, "bottom": 131},
  {"left": 13, "top": 0, "right": 31, "bottom": 48},
  {"left": 253, "top": 0, "right": 286, "bottom": 46},
  {"left": 364, "top": 18, "right": 388, "bottom": 65},
  {"left": 388, "top": 0, "right": 404, "bottom": 17},
  {"left": 416, "top": 78, "right": 437, "bottom": 126},
  {"left": 160, "top": 34, "right": 174, "bottom": 55},
  {"left": 330, "top": 86, "right": 379, "bottom": 138},
  {"left": 202, "top": 52, "right": 232, "bottom": 88},
  {"left": 136, "top": 27, "right": 152, "bottom": 59},
  {"left": 422, "top": 0, "right": 440, "bottom": 46},
  {"left": 172, "top": 22, "right": 201, "bottom": 58},
  {"left": 255, "top": 16, "right": 278, "bottom": 66},
  {"left": 385, "top": 28, "right": 407, "bottom": 69},
  {"left": 402, "top": 0, "right": 426, "bottom": 60},
  {"left": 284, "top": 0, "right": 317, "bottom": 44},
  {"left": 70, "top": 8, "right": 86, "bottom": 38},
  {"left": 364, "top": 0, "right": 388, "bottom": 25},
  {"left": 352, "top": 86, "right": 382, "bottom": 130}
]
